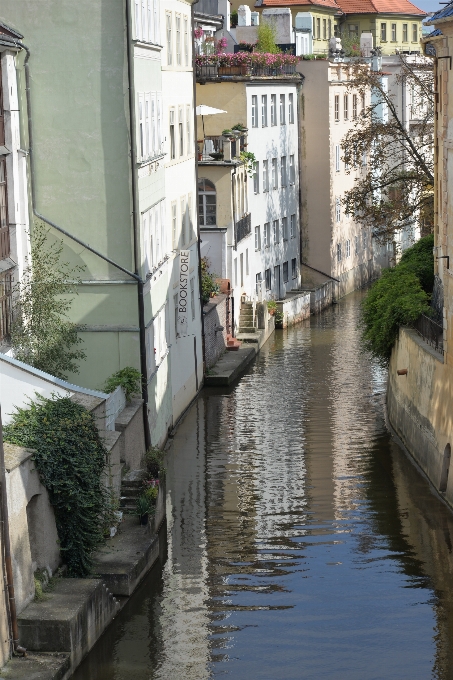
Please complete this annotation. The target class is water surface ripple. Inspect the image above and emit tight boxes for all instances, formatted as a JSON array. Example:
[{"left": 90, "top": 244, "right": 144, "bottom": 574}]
[{"left": 73, "top": 291, "right": 453, "bottom": 680}]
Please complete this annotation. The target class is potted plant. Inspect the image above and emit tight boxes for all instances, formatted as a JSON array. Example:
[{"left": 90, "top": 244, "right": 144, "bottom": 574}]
[
  {"left": 222, "top": 129, "right": 234, "bottom": 139},
  {"left": 209, "top": 152, "right": 224, "bottom": 160},
  {"left": 267, "top": 300, "right": 277, "bottom": 316},
  {"left": 232, "top": 123, "right": 248, "bottom": 133},
  {"left": 136, "top": 494, "right": 152, "bottom": 525}
]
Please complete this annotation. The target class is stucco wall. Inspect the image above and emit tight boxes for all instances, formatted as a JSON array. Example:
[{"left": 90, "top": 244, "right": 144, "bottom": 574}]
[
  {"left": 203, "top": 294, "right": 228, "bottom": 368},
  {"left": 387, "top": 328, "right": 453, "bottom": 505},
  {"left": 276, "top": 291, "right": 310, "bottom": 328}
]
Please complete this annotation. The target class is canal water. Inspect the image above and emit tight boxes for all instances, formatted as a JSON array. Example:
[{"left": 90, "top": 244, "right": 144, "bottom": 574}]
[{"left": 74, "top": 291, "right": 453, "bottom": 680}]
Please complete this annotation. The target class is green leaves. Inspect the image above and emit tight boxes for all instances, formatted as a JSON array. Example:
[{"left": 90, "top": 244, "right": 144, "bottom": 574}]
[
  {"left": 4, "top": 396, "right": 109, "bottom": 577},
  {"left": 104, "top": 367, "right": 141, "bottom": 401},
  {"left": 360, "top": 234, "right": 434, "bottom": 364}
]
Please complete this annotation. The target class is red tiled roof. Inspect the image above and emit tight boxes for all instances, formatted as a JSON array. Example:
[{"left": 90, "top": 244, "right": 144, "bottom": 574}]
[
  {"left": 257, "top": 0, "right": 340, "bottom": 8},
  {"left": 336, "top": 0, "right": 426, "bottom": 15}
]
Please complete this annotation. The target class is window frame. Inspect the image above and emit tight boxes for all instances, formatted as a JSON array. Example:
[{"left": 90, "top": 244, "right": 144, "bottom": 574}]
[
  {"left": 272, "top": 158, "right": 278, "bottom": 190},
  {"left": 166, "top": 12, "right": 173, "bottom": 65},
  {"left": 271, "top": 94, "right": 277, "bottom": 126},
  {"left": 289, "top": 93, "right": 294, "bottom": 124},
  {"left": 198, "top": 178, "right": 217, "bottom": 227},
  {"left": 290, "top": 213, "right": 296, "bottom": 238},
  {"left": 283, "top": 261, "right": 289, "bottom": 283},
  {"left": 253, "top": 161, "right": 260, "bottom": 194},
  {"left": 334, "top": 94, "right": 340, "bottom": 122},
  {"left": 261, "top": 94, "right": 268, "bottom": 127},
  {"left": 281, "top": 156, "right": 287, "bottom": 187},
  {"left": 251, "top": 95, "right": 258, "bottom": 128},
  {"left": 289, "top": 155, "right": 295, "bottom": 185},
  {"left": 291, "top": 258, "right": 297, "bottom": 279},
  {"left": 344, "top": 94, "right": 348, "bottom": 120},
  {"left": 255, "top": 225, "right": 261, "bottom": 250},
  {"left": 381, "top": 22, "right": 387, "bottom": 42},
  {"left": 280, "top": 94, "right": 286, "bottom": 125},
  {"left": 391, "top": 23, "right": 397, "bottom": 42},
  {"left": 403, "top": 23, "right": 408, "bottom": 42}
]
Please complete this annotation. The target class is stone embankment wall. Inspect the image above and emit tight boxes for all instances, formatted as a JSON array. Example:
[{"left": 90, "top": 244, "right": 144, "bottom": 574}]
[
  {"left": 276, "top": 292, "right": 311, "bottom": 328},
  {"left": 203, "top": 294, "right": 228, "bottom": 369},
  {"left": 387, "top": 327, "right": 453, "bottom": 505}
]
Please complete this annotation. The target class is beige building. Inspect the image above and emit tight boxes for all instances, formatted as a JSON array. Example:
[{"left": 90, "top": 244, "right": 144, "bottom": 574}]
[{"left": 298, "top": 58, "right": 390, "bottom": 299}]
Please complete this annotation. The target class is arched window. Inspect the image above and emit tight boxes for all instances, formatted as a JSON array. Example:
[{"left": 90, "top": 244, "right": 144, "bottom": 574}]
[{"left": 198, "top": 178, "right": 216, "bottom": 226}]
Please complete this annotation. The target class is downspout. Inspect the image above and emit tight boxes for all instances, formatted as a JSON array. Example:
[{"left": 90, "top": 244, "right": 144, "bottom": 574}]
[
  {"left": 16, "top": 40, "right": 151, "bottom": 450},
  {"left": 191, "top": 0, "right": 206, "bottom": 372},
  {"left": 0, "top": 408, "right": 26, "bottom": 657}
]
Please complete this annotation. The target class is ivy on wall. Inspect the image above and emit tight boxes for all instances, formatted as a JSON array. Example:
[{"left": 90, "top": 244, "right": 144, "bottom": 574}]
[{"left": 4, "top": 396, "right": 109, "bottom": 577}]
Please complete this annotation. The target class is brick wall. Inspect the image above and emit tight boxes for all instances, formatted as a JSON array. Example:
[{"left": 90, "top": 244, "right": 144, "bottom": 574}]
[{"left": 203, "top": 294, "right": 228, "bottom": 368}]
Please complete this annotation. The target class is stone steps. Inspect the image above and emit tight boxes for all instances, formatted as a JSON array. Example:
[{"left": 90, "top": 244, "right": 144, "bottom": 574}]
[{"left": 226, "top": 333, "right": 241, "bottom": 351}]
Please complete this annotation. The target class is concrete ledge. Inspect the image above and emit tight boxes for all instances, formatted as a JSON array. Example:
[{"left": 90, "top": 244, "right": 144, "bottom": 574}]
[
  {"left": 18, "top": 579, "right": 119, "bottom": 670},
  {"left": 204, "top": 346, "right": 256, "bottom": 386},
  {"left": 0, "top": 653, "right": 70, "bottom": 680}
]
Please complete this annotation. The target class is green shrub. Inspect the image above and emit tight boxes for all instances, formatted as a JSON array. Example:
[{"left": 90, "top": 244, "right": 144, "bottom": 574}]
[
  {"left": 4, "top": 396, "right": 109, "bottom": 577},
  {"left": 256, "top": 21, "right": 280, "bottom": 54},
  {"left": 144, "top": 446, "right": 165, "bottom": 478},
  {"left": 104, "top": 367, "right": 141, "bottom": 401},
  {"left": 360, "top": 235, "right": 434, "bottom": 364}
]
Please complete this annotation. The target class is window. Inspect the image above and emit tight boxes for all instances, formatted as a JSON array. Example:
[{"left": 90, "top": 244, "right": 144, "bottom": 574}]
[
  {"left": 361, "top": 94, "right": 366, "bottom": 114},
  {"left": 272, "top": 158, "right": 278, "bottom": 189},
  {"left": 246, "top": 248, "right": 249, "bottom": 276},
  {"left": 151, "top": 305, "right": 167, "bottom": 365},
  {"left": 290, "top": 213, "right": 296, "bottom": 238},
  {"left": 263, "top": 160, "right": 269, "bottom": 192},
  {"left": 176, "top": 15, "right": 181, "bottom": 65},
  {"left": 334, "top": 95, "right": 340, "bottom": 121},
  {"left": 273, "top": 219, "right": 279, "bottom": 244},
  {"left": 344, "top": 94, "right": 348, "bottom": 120},
  {"left": 171, "top": 201, "right": 177, "bottom": 248},
  {"left": 289, "top": 93, "right": 294, "bottom": 124},
  {"left": 252, "top": 95, "right": 258, "bottom": 127},
  {"left": 179, "top": 107, "right": 184, "bottom": 156},
  {"left": 255, "top": 225, "right": 261, "bottom": 250},
  {"left": 166, "top": 12, "right": 172, "bottom": 65},
  {"left": 184, "top": 17, "right": 189, "bottom": 66},
  {"left": 264, "top": 222, "right": 270, "bottom": 247},
  {"left": 403, "top": 23, "right": 408, "bottom": 42},
  {"left": 323, "top": 18, "right": 327, "bottom": 40},
  {"left": 190, "top": 278, "right": 195, "bottom": 320},
  {"left": 313, "top": 17, "right": 316, "bottom": 39},
  {"left": 281, "top": 156, "right": 287, "bottom": 187},
  {"left": 283, "top": 261, "right": 289, "bottom": 283},
  {"left": 412, "top": 23, "right": 418, "bottom": 42},
  {"left": 335, "top": 145, "right": 340, "bottom": 172},
  {"left": 355, "top": 235, "right": 359, "bottom": 255},
  {"left": 271, "top": 94, "right": 277, "bottom": 125},
  {"left": 256, "top": 272, "right": 262, "bottom": 295},
  {"left": 262, "top": 95, "right": 268, "bottom": 127},
  {"left": 335, "top": 196, "right": 341, "bottom": 222},
  {"left": 349, "top": 24, "right": 359, "bottom": 37},
  {"left": 280, "top": 94, "right": 286, "bottom": 125},
  {"left": 291, "top": 258, "right": 297, "bottom": 279},
  {"left": 353, "top": 94, "right": 358, "bottom": 119},
  {"left": 328, "top": 19, "right": 332, "bottom": 39},
  {"left": 186, "top": 105, "right": 191, "bottom": 155},
  {"left": 142, "top": 199, "right": 166, "bottom": 272},
  {"left": 188, "top": 193, "right": 194, "bottom": 241},
  {"left": 180, "top": 196, "right": 186, "bottom": 246},
  {"left": 381, "top": 23, "right": 387, "bottom": 42},
  {"left": 253, "top": 161, "right": 260, "bottom": 193},
  {"left": 136, "top": 0, "right": 160, "bottom": 42},
  {"left": 139, "top": 97, "right": 145, "bottom": 158},
  {"left": 265, "top": 268, "right": 271, "bottom": 290},
  {"left": 346, "top": 239, "right": 351, "bottom": 258},
  {"left": 282, "top": 216, "right": 288, "bottom": 240},
  {"left": 316, "top": 18, "right": 321, "bottom": 39},
  {"left": 289, "top": 155, "right": 295, "bottom": 185},
  {"left": 391, "top": 23, "right": 397, "bottom": 42},
  {"left": 198, "top": 178, "right": 216, "bottom": 226},
  {"left": 337, "top": 242, "right": 342, "bottom": 262},
  {"left": 169, "top": 108, "right": 175, "bottom": 159}
]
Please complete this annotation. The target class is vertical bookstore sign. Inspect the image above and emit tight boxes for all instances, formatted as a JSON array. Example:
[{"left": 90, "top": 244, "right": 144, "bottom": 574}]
[{"left": 177, "top": 250, "right": 190, "bottom": 337}]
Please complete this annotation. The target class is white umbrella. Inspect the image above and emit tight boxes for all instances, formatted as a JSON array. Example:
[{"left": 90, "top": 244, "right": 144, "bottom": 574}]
[{"left": 196, "top": 105, "right": 227, "bottom": 139}]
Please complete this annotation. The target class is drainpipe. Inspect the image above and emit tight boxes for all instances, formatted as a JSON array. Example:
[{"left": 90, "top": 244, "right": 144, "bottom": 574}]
[
  {"left": 0, "top": 408, "right": 26, "bottom": 657},
  {"left": 15, "top": 40, "right": 151, "bottom": 450},
  {"left": 191, "top": 0, "right": 206, "bottom": 372}
]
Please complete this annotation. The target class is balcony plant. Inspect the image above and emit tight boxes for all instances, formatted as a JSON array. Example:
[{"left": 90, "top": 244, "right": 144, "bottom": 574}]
[
  {"left": 239, "top": 151, "right": 257, "bottom": 176},
  {"left": 267, "top": 300, "right": 277, "bottom": 316},
  {"left": 232, "top": 123, "right": 248, "bottom": 132}
]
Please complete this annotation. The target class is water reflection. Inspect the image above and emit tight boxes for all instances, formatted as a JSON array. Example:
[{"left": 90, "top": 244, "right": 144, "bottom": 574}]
[{"left": 73, "top": 291, "right": 453, "bottom": 680}]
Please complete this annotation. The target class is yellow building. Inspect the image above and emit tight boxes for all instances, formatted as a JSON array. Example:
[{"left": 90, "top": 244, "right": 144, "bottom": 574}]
[{"left": 247, "top": 0, "right": 426, "bottom": 55}]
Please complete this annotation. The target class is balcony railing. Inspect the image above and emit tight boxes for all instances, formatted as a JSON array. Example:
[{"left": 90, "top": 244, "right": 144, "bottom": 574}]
[
  {"left": 413, "top": 313, "right": 443, "bottom": 354},
  {"left": 198, "top": 135, "right": 245, "bottom": 161},
  {"left": 236, "top": 213, "right": 251, "bottom": 243},
  {"left": 196, "top": 63, "right": 296, "bottom": 80}
]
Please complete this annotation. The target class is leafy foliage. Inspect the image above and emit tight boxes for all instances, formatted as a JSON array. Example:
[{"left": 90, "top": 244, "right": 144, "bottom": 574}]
[
  {"left": 104, "top": 367, "right": 141, "bottom": 401},
  {"left": 201, "top": 257, "right": 219, "bottom": 305},
  {"left": 341, "top": 56, "right": 434, "bottom": 243},
  {"left": 10, "top": 224, "right": 86, "bottom": 379},
  {"left": 255, "top": 21, "right": 280, "bottom": 54},
  {"left": 360, "top": 235, "right": 434, "bottom": 364},
  {"left": 144, "top": 446, "right": 165, "bottom": 478},
  {"left": 239, "top": 151, "right": 257, "bottom": 176},
  {"left": 4, "top": 396, "right": 109, "bottom": 577}
]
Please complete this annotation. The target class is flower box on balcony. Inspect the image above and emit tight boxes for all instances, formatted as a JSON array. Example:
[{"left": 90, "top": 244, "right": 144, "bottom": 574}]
[{"left": 218, "top": 65, "right": 248, "bottom": 76}]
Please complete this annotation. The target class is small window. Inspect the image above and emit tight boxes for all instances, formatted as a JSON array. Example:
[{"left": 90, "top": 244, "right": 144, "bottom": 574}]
[
  {"left": 176, "top": 14, "right": 181, "bottom": 65},
  {"left": 186, "top": 104, "right": 191, "bottom": 155},
  {"left": 334, "top": 95, "right": 340, "bottom": 122},
  {"left": 166, "top": 12, "right": 173, "bottom": 65},
  {"left": 264, "top": 222, "right": 270, "bottom": 247},
  {"left": 262, "top": 95, "right": 268, "bottom": 127},
  {"left": 346, "top": 239, "right": 351, "bottom": 258},
  {"left": 323, "top": 18, "right": 327, "bottom": 40},
  {"left": 328, "top": 19, "right": 332, "bottom": 39},
  {"left": 412, "top": 23, "right": 418, "bottom": 42},
  {"left": 256, "top": 272, "right": 262, "bottom": 294},
  {"left": 169, "top": 108, "right": 175, "bottom": 159},
  {"left": 349, "top": 24, "right": 358, "bottom": 37},
  {"left": 403, "top": 23, "right": 408, "bottom": 42},
  {"left": 252, "top": 95, "right": 258, "bottom": 127},
  {"left": 289, "top": 93, "right": 294, "bottom": 124},
  {"left": 353, "top": 94, "right": 358, "bottom": 119},
  {"left": 255, "top": 225, "right": 261, "bottom": 250},
  {"left": 283, "top": 261, "right": 289, "bottom": 283},
  {"left": 335, "top": 196, "right": 341, "bottom": 222},
  {"left": 198, "top": 178, "right": 216, "bottom": 226},
  {"left": 265, "top": 268, "right": 272, "bottom": 290},
  {"left": 361, "top": 94, "right": 366, "bottom": 113},
  {"left": 391, "top": 23, "right": 397, "bottom": 42},
  {"left": 337, "top": 242, "right": 342, "bottom": 262},
  {"left": 280, "top": 94, "right": 286, "bottom": 125},
  {"left": 254, "top": 161, "right": 260, "bottom": 193},
  {"left": 291, "top": 258, "right": 297, "bottom": 279},
  {"left": 381, "top": 23, "right": 387, "bottom": 42},
  {"left": 282, "top": 216, "right": 288, "bottom": 240},
  {"left": 289, "top": 155, "right": 295, "bottom": 185},
  {"left": 281, "top": 156, "right": 287, "bottom": 187},
  {"left": 179, "top": 107, "right": 184, "bottom": 157},
  {"left": 290, "top": 213, "right": 296, "bottom": 238},
  {"left": 273, "top": 219, "right": 279, "bottom": 244},
  {"left": 272, "top": 158, "right": 278, "bottom": 189},
  {"left": 335, "top": 145, "right": 340, "bottom": 172},
  {"left": 171, "top": 201, "right": 177, "bottom": 248},
  {"left": 316, "top": 18, "right": 321, "bottom": 39},
  {"left": 263, "top": 160, "right": 269, "bottom": 192},
  {"left": 271, "top": 94, "right": 277, "bottom": 126},
  {"left": 184, "top": 16, "right": 189, "bottom": 66},
  {"left": 344, "top": 94, "right": 348, "bottom": 120}
]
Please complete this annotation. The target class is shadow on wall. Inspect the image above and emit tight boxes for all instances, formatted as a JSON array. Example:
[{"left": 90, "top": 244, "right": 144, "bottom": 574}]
[{"left": 203, "top": 294, "right": 228, "bottom": 369}]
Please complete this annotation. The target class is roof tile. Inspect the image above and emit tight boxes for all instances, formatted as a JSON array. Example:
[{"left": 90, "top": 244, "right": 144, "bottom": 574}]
[{"left": 336, "top": 0, "right": 426, "bottom": 15}]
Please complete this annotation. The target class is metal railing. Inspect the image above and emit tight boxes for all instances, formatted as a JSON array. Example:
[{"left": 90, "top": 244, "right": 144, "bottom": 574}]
[
  {"left": 236, "top": 213, "right": 251, "bottom": 243},
  {"left": 198, "top": 135, "right": 244, "bottom": 161},
  {"left": 196, "top": 63, "right": 296, "bottom": 80},
  {"left": 413, "top": 313, "right": 443, "bottom": 354}
]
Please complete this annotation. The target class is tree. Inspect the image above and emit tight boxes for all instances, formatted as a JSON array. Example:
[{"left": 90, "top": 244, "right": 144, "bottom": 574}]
[
  {"left": 256, "top": 21, "right": 280, "bottom": 54},
  {"left": 341, "top": 54, "right": 434, "bottom": 244},
  {"left": 10, "top": 223, "right": 86, "bottom": 379}
]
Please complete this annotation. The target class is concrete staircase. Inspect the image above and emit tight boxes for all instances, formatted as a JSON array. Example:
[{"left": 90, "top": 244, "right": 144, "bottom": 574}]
[
  {"left": 226, "top": 333, "right": 241, "bottom": 351},
  {"left": 120, "top": 469, "right": 145, "bottom": 514},
  {"left": 238, "top": 302, "right": 257, "bottom": 334}
]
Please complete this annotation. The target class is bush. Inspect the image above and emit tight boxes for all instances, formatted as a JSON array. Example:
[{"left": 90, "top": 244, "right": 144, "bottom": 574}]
[
  {"left": 201, "top": 257, "right": 220, "bottom": 305},
  {"left": 255, "top": 22, "right": 280, "bottom": 54},
  {"left": 4, "top": 397, "right": 109, "bottom": 577},
  {"left": 144, "top": 446, "right": 165, "bottom": 478},
  {"left": 360, "top": 235, "right": 434, "bottom": 364},
  {"left": 104, "top": 367, "right": 141, "bottom": 401}
]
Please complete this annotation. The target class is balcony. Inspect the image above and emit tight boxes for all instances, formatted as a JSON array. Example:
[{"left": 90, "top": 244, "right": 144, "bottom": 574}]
[
  {"left": 196, "top": 62, "right": 297, "bottom": 80},
  {"left": 198, "top": 135, "right": 246, "bottom": 162},
  {"left": 413, "top": 313, "right": 443, "bottom": 354},
  {"left": 236, "top": 213, "right": 251, "bottom": 243}
]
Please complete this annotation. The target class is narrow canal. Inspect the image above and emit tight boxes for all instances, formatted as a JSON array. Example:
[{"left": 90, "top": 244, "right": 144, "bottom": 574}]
[{"left": 74, "top": 291, "right": 453, "bottom": 680}]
